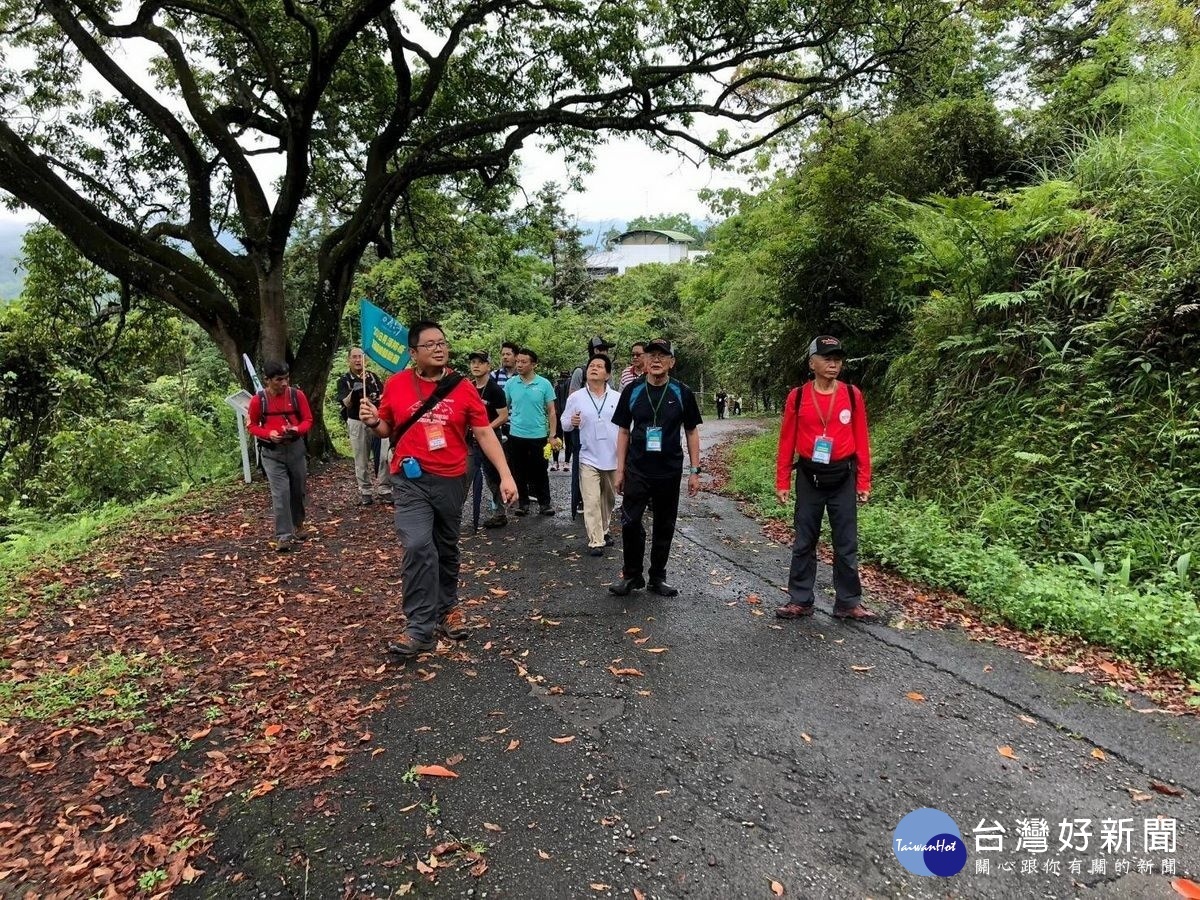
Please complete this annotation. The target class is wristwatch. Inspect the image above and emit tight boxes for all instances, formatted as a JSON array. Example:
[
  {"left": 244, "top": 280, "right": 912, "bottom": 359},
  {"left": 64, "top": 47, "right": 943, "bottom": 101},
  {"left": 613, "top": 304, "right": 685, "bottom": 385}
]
[{"left": 689, "top": 466, "right": 703, "bottom": 475}]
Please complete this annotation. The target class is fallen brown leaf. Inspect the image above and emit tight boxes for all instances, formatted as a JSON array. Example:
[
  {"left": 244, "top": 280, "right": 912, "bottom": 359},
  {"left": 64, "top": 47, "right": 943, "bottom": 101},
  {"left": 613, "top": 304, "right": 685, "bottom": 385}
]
[
  {"left": 483, "top": 822, "right": 503, "bottom": 832},
  {"left": 1090, "top": 748, "right": 1106, "bottom": 761},
  {"left": 1017, "top": 715, "right": 1037, "bottom": 726},
  {"left": 320, "top": 754, "right": 345, "bottom": 769},
  {"left": 1173, "top": 877, "right": 1200, "bottom": 898},
  {"left": 608, "top": 666, "right": 645, "bottom": 677},
  {"left": 997, "top": 745, "right": 1018, "bottom": 760},
  {"left": 770, "top": 879, "right": 785, "bottom": 896},
  {"left": 1152, "top": 781, "right": 1185, "bottom": 797},
  {"left": 590, "top": 884, "right": 611, "bottom": 891},
  {"left": 625, "top": 627, "right": 642, "bottom": 634},
  {"left": 445, "top": 753, "right": 465, "bottom": 766},
  {"left": 506, "top": 739, "right": 521, "bottom": 752},
  {"left": 264, "top": 723, "right": 283, "bottom": 738},
  {"left": 850, "top": 665, "right": 873, "bottom": 673},
  {"left": 537, "top": 849, "right": 551, "bottom": 860},
  {"left": 905, "top": 692, "right": 925, "bottom": 702},
  {"left": 414, "top": 764, "right": 459, "bottom": 778},
  {"left": 551, "top": 736, "right": 576, "bottom": 744}
]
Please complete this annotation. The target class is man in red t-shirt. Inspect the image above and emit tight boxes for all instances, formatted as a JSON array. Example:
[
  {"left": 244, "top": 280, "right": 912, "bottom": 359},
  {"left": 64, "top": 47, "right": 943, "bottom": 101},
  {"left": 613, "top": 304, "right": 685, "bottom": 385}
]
[
  {"left": 359, "top": 321, "right": 518, "bottom": 658},
  {"left": 246, "top": 360, "right": 313, "bottom": 552},
  {"left": 774, "top": 335, "right": 877, "bottom": 621}
]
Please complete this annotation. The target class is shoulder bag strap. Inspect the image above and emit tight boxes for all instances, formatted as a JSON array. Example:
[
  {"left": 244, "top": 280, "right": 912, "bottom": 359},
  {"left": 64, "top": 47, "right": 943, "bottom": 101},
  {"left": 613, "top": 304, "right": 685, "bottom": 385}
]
[{"left": 391, "top": 373, "right": 465, "bottom": 443}]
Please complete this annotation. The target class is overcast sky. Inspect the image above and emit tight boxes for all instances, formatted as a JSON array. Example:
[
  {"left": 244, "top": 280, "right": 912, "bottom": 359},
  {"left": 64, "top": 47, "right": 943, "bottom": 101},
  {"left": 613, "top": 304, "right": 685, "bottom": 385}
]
[{"left": 518, "top": 136, "right": 742, "bottom": 226}]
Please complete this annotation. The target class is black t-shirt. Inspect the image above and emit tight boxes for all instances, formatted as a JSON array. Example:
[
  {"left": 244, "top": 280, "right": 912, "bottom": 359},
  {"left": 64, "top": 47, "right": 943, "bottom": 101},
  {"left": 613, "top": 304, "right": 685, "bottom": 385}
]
[
  {"left": 611, "top": 377, "right": 703, "bottom": 478},
  {"left": 468, "top": 376, "right": 508, "bottom": 443},
  {"left": 336, "top": 370, "right": 384, "bottom": 423}
]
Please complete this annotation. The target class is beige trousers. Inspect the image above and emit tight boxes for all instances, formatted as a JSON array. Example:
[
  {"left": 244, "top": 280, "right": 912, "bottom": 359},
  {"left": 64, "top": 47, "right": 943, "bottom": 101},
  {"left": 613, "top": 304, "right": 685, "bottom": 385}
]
[{"left": 579, "top": 464, "right": 616, "bottom": 548}]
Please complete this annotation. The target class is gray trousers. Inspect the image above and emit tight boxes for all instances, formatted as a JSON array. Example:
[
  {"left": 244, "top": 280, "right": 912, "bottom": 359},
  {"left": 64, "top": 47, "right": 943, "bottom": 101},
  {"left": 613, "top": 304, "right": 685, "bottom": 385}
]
[
  {"left": 787, "top": 465, "right": 862, "bottom": 610},
  {"left": 393, "top": 472, "right": 467, "bottom": 641},
  {"left": 260, "top": 440, "right": 307, "bottom": 539},
  {"left": 347, "top": 419, "right": 391, "bottom": 498}
]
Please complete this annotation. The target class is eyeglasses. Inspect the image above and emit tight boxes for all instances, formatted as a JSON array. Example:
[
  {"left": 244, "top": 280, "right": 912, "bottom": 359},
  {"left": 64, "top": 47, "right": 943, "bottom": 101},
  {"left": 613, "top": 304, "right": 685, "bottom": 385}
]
[{"left": 415, "top": 340, "right": 450, "bottom": 351}]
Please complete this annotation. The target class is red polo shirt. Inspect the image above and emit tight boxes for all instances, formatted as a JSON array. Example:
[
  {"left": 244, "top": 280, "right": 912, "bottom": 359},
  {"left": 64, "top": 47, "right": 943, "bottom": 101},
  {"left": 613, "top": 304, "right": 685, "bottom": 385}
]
[
  {"left": 377, "top": 371, "right": 488, "bottom": 477},
  {"left": 776, "top": 381, "right": 872, "bottom": 493}
]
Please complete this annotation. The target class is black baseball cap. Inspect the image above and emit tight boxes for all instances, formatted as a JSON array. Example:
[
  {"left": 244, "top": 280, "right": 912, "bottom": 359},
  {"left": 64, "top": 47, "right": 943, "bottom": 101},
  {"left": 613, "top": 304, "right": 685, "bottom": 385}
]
[
  {"left": 808, "top": 335, "right": 845, "bottom": 358},
  {"left": 644, "top": 338, "right": 674, "bottom": 357},
  {"left": 467, "top": 350, "right": 490, "bottom": 362},
  {"left": 588, "top": 335, "right": 612, "bottom": 353}
]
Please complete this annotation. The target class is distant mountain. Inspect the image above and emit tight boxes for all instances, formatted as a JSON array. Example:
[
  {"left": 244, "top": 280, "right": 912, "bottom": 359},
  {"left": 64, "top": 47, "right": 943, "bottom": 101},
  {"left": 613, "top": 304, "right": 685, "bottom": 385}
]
[{"left": 0, "top": 220, "right": 26, "bottom": 303}]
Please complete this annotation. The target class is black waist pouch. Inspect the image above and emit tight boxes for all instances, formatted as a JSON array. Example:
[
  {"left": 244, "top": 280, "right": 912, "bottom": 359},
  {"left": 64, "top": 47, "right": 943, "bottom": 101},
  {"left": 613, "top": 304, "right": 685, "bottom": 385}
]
[{"left": 796, "top": 456, "right": 853, "bottom": 490}]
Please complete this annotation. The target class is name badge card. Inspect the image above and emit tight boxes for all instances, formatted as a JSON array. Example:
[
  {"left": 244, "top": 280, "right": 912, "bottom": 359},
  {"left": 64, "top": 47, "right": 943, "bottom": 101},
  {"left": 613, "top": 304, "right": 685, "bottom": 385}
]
[
  {"left": 812, "top": 435, "right": 833, "bottom": 464},
  {"left": 425, "top": 423, "right": 447, "bottom": 451},
  {"left": 646, "top": 426, "right": 663, "bottom": 452}
]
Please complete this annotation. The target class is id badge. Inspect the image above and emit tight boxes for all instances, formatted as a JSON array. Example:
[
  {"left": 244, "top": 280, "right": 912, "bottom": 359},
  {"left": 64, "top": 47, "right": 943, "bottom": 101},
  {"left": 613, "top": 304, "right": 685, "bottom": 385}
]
[
  {"left": 646, "top": 426, "right": 663, "bottom": 452},
  {"left": 812, "top": 435, "right": 833, "bottom": 465},
  {"left": 425, "top": 423, "right": 447, "bottom": 451}
]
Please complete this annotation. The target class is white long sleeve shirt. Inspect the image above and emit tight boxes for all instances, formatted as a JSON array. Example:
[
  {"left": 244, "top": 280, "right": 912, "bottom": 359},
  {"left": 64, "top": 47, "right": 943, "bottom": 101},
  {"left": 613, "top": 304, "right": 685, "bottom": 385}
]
[{"left": 561, "top": 385, "right": 621, "bottom": 470}]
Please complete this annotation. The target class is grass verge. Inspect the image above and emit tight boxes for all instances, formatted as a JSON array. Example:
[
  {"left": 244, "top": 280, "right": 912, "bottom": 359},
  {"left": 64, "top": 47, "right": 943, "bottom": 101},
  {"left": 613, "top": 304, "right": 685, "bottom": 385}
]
[
  {"left": 0, "top": 480, "right": 244, "bottom": 616},
  {"left": 729, "top": 427, "right": 1200, "bottom": 683}
]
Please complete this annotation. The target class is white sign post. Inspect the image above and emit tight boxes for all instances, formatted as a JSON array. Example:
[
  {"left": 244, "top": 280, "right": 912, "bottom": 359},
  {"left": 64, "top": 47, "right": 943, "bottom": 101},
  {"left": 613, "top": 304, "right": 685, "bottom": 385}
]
[{"left": 224, "top": 389, "right": 254, "bottom": 484}]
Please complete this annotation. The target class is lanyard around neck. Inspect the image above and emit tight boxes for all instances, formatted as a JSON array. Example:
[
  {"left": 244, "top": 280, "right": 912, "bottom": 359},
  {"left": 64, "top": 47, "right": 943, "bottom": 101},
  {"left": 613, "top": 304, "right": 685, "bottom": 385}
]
[
  {"left": 811, "top": 381, "right": 840, "bottom": 434},
  {"left": 647, "top": 378, "right": 669, "bottom": 426}
]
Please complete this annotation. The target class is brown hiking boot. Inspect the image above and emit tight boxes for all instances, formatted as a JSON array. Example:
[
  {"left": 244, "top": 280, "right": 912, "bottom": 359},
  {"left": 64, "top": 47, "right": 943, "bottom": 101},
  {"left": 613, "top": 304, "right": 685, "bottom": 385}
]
[
  {"left": 387, "top": 634, "right": 436, "bottom": 657},
  {"left": 438, "top": 607, "right": 470, "bottom": 640},
  {"left": 833, "top": 603, "right": 877, "bottom": 621},
  {"left": 775, "top": 602, "right": 815, "bottom": 619}
]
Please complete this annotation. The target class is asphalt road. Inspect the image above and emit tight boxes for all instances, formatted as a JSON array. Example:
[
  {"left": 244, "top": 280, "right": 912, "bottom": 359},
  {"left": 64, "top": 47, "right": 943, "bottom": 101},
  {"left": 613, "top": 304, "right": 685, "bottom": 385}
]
[{"left": 193, "top": 419, "right": 1199, "bottom": 899}]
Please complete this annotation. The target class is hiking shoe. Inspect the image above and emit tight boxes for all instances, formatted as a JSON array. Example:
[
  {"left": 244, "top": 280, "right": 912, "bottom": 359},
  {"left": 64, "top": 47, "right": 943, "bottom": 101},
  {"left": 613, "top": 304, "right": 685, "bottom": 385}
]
[
  {"left": 483, "top": 513, "right": 508, "bottom": 528},
  {"left": 608, "top": 575, "right": 646, "bottom": 596},
  {"left": 833, "top": 604, "right": 878, "bottom": 621},
  {"left": 776, "top": 602, "right": 815, "bottom": 619},
  {"left": 588, "top": 547, "right": 604, "bottom": 557},
  {"left": 357, "top": 496, "right": 374, "bottom": 507},
  {"left": 604, "top": 534, "right": 614, "bottom": 547},
  {"left": 438, "top": 608, "right": 470, "bottom": 640},
  {"left": 273, "top": 536, "right": 294, "bottom": 553},
  {"left": 648, "top": 581, "right": 679, "bottom": 597},
  {"left": 539, "top": 505, "right": 556, "bottom": 516},
  {"left": 387, "top": 634, "right": 437, "bottom": 657},
  {"left": 513, "top": 506, "right": 529, "bottom": 517}
]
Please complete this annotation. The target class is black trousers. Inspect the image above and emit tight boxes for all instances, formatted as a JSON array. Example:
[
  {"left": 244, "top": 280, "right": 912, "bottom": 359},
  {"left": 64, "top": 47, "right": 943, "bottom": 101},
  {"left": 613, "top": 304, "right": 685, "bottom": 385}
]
[
  {"left": 787, "top": 466, "right": 863, "bottom": 610},
  {"left": 620, "top": 470, "right": 682, "bottom": 583},
  {"left": 507, "top": 435, "right": 551, "bottom": 508}
]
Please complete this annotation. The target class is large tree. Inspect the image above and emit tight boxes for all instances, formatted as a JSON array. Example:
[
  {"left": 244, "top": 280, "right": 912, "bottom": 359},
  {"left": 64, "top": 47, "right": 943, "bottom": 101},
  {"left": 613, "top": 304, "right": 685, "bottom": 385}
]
[{"left": 0, "top": 0, "right": 946, "bottom": 450}]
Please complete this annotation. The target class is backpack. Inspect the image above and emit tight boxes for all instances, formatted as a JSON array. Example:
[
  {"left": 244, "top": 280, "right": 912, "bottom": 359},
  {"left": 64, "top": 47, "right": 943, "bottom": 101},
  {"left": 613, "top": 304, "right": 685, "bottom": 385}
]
[
  {"left": 256, "top": 387, "right": 300, "bottom": 428},
  {"left": 792, "top": 379, "right": 858, "bottom": 419}
]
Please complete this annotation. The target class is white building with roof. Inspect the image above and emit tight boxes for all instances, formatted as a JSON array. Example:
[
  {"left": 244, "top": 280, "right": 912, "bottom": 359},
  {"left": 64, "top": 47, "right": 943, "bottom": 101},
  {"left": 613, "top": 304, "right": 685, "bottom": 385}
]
[{"left": 586, "top": 229, "right": 698, "bottom": 277}]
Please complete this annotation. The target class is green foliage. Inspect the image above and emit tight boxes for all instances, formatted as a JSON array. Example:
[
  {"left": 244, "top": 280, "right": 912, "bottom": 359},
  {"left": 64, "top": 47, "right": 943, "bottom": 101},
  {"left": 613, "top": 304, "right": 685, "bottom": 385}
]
[
  {"left": 0, "top": 651, "right": 160, "bottom": 724},
  {"left": 0, "top": 227, "right": 239, "bottom": 514},
  {"left": 728, "top": 428, "right": 1200, "bottom": 677}
]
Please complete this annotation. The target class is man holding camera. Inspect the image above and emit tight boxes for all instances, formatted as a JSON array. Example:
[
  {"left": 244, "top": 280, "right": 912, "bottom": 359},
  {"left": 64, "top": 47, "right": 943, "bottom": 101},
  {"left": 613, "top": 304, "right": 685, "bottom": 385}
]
[{"left": 247, "top": 360, "right": 313, "bottom": 552}]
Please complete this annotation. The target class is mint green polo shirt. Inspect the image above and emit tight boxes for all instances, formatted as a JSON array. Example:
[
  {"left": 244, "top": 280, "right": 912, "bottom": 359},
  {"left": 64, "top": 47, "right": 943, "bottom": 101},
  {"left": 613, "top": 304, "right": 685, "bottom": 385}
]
[{"left": 503, "top": 374, "right": 556, "bottom": 439}]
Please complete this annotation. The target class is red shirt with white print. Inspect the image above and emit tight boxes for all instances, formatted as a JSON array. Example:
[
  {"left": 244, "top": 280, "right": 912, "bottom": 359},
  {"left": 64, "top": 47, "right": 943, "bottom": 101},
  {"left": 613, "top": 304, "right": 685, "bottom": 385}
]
[
  {"left": 775, "top": 381, "right": 872, "bottom": 493},
  {"left": 377, "top": 370, "right": 488, "bottom": 477}
]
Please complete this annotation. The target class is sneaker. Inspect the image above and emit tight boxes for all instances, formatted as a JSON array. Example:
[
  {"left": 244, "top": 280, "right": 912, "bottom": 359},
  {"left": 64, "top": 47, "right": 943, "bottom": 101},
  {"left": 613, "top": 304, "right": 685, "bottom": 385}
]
[
  {"left": 514, "top": 506, "right": 529, "bottom": 517},
  {"left": 833, "top": 604, "right": 878, "bottom": 621},
  {"left": 539, "top": 505, "right": 556, "bottom": 516},
  {"left": 775, "top": 602, "right": 815, "bottom": 619},
  {"left": 438, "top": 608, "right": 470, "bottom": 640},
  {"left": 588, "top": 547, "right": 604, "bottom": 557},
  {"left": 604, "top": 534, "right": 614, "bottom": 547},
  {"left": 482, "top": 514, "right": 508, "bottom": 529},
  {"left": 273, "top": 536, "right": 294, "bottom": 553},
  {"left": 387, "top": 634, "right": 437, "bottom": 657},
  {"left": 608, "top": 575, "right": 646, "bottom": 596},
  {"left": 648, "top": 581, "right": 679, "bottom": 597}
]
